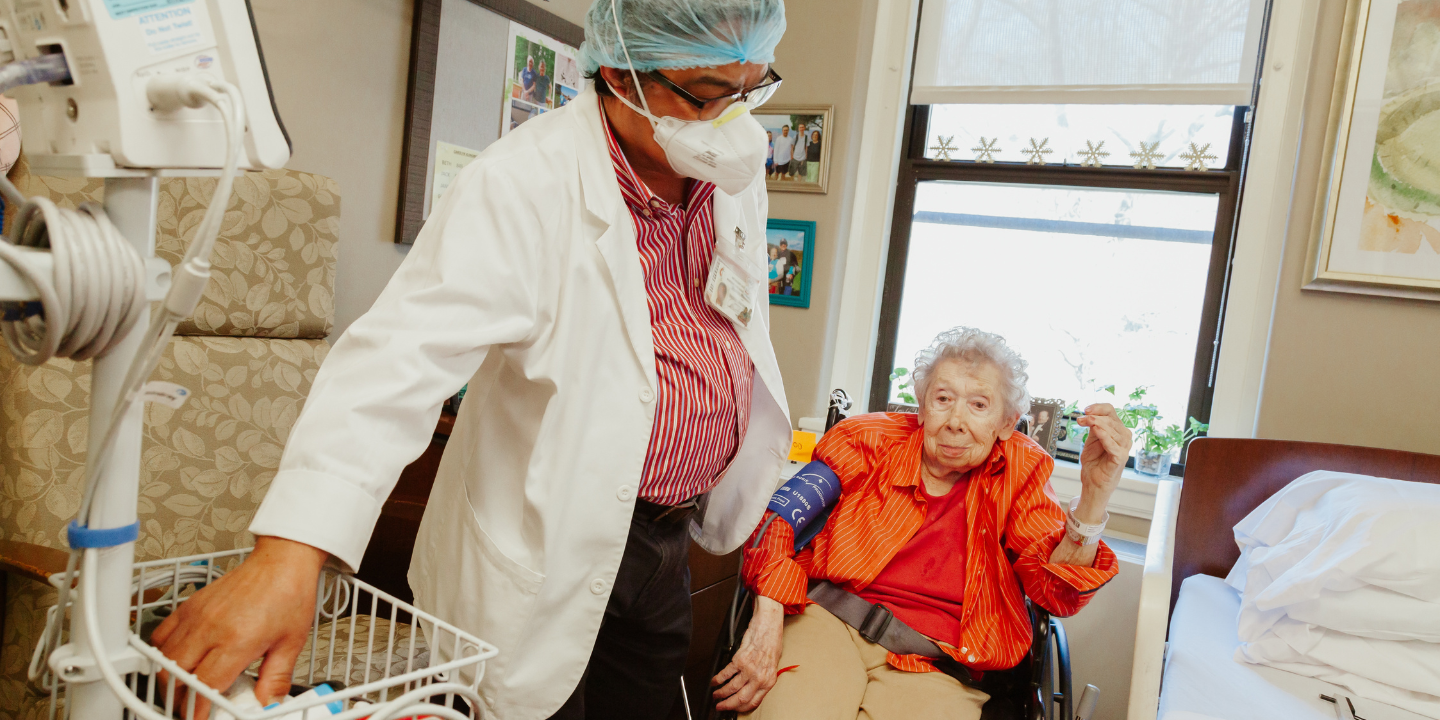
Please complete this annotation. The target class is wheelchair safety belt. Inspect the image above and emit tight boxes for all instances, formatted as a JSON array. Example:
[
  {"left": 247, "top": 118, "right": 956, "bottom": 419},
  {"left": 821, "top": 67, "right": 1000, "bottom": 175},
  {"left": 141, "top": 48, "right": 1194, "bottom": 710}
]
[{"left": 807, "top": 580, "right": 980, "bottom": 688}]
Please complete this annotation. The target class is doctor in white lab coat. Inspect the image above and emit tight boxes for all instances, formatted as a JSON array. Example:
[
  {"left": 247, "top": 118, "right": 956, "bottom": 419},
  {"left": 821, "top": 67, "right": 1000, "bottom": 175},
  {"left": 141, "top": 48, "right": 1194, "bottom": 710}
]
[{"left": 150, "top": 1, "right": 792, "bottom": 719}]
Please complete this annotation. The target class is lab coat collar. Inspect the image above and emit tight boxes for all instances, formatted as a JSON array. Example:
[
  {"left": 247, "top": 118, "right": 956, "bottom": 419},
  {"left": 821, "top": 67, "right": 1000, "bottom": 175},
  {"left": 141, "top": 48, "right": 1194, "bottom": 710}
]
[{"left": 571, "top": 87, "right": 659, "bottom": 387}]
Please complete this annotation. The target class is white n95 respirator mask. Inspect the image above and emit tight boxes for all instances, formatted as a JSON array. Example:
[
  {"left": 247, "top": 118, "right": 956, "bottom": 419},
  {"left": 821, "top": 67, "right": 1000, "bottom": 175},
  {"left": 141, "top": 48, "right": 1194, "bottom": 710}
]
[
  {"left": 610, "top": 91, "right": 768, "bottom": 196},
  {"left": 607, "top": 0, "right": 768, "bottom": 196}
]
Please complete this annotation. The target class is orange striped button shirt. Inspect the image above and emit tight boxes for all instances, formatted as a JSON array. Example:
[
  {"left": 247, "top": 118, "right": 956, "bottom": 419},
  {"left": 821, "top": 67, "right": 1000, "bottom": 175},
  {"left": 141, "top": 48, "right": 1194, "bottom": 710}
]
[{"left": 742, "top": 412, "right": 1119, "bottom": 674}]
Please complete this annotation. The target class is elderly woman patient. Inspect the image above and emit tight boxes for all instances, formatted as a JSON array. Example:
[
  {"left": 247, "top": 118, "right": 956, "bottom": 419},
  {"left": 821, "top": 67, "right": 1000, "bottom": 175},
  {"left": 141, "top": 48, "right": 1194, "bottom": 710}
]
[{"left": 711, "top": 327, "right": 1132, "bottom": 718}]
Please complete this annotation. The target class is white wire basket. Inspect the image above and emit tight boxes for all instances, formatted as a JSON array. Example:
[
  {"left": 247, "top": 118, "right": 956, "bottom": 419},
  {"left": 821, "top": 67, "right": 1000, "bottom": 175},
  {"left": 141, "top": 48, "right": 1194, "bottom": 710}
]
[{"left": 37, "top": 547, "right": 498, "bottom": 720}]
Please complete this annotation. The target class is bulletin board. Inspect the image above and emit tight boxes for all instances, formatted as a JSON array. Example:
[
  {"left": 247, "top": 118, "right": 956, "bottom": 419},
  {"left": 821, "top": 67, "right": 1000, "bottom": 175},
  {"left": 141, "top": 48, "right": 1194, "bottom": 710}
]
[{"left": 394, "top": 0, "right": 585, "bottom": 244}]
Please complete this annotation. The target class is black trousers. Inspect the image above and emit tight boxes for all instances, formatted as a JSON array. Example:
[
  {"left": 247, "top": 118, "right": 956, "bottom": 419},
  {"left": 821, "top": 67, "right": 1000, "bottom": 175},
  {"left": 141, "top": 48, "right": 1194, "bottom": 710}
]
[{"left": 547, "top": 502, "right": 694, "bottom": 720}]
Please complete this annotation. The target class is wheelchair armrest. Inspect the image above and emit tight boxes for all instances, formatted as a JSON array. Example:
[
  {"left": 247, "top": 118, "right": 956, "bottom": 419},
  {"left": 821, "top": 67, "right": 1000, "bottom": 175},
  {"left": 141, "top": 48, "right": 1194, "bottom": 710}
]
[{"left": 1126, "top": 479, "right": 1182, "bottom": 720}]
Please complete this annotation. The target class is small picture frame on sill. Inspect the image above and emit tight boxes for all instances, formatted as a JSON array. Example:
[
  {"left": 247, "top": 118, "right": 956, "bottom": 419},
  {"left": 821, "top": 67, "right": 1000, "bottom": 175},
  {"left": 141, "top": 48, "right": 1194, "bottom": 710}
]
[
  {"left": 1026, "top": 398, "right": 1064, "bottom": 457},
  {"left": 766, "top": 219, "right": 815, "bottom": 308},
  {"left": 1053, "top": 410, "right": 1087, "bottom": 463}
]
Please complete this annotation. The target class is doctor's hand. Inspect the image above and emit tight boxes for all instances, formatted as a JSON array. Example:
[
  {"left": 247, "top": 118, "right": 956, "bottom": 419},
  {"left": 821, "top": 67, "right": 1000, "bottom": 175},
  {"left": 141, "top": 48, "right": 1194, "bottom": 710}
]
[
  {"left": 149, "top": 536, "right": 328, "bottom": 715},
  {"left": 712, "top": 594, "right": 785, "bottom": 713}
]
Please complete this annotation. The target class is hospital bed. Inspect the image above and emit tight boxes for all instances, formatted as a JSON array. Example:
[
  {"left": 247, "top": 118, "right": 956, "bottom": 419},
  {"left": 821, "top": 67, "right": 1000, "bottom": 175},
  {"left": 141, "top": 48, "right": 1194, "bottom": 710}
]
[{"left": 1127, "top": 438, "right": 1440, "bottom": 720}]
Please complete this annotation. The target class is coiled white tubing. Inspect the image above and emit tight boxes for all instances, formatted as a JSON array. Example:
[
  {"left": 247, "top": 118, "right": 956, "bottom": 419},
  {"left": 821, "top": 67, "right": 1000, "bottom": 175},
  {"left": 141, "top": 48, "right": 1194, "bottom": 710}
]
[{"left": 0, "top": 193, "right": 147, "bottom": 364}]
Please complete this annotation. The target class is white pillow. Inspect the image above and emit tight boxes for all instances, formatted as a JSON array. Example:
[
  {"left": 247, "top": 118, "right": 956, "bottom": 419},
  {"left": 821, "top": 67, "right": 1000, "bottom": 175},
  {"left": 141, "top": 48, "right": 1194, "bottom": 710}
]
[
  {"left": 1226, "top": 470, "right": 1440, "bottom": 609},
  {"left": 1226, "top": 470, "right": 1440, "bottom": 715}
]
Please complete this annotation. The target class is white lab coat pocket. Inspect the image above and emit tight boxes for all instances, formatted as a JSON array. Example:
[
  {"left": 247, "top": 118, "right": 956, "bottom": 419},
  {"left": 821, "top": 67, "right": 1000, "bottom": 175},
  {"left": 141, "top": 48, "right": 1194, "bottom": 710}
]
[{"left": 412, "top": 477, "right": 545, "bottom": 679}]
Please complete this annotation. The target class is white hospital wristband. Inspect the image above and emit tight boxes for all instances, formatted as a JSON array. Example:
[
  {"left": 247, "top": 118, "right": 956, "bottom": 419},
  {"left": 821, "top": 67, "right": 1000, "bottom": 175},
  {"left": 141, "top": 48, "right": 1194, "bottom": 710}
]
[{"left": 1065, "top": 496, "right": 1108, "bottom": 546}]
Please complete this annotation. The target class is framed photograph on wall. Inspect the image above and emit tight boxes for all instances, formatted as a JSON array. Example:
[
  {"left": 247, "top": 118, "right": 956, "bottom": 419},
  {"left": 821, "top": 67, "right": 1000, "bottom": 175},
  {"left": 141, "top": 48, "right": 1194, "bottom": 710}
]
[
  {"left": 755, "top": 105, "right": 835, "bottom": 194},
  {"left": 766, "top": 219, "right": 815, "bottom": 308},
  {"left": 1026, "top": 398, "right": 1064, "bottom": 457},
  {"left": 1305, "top": 0, "right": 1440, "bottom": 300}
]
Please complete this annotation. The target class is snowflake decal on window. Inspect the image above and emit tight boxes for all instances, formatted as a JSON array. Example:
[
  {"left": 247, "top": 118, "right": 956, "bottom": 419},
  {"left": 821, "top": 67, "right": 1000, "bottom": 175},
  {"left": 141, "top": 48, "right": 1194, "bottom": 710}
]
[
  {"left": 1130, "top": 141, "right": 1163, "bottom": 170},
  {"left": 1180, "top": 143, "right": 1217, "bottom": 172},
  {"left": 971, "top": 137, "right": 999, "bottom": 163},
  {"left": 1022, "top": 138, "right": 1053, "bottom": 165},
  {"left": 1077, "top": 140, "right": 1110, "bottom": 168},
  {"left": 930, "top": 135, "right": 958, "bottom": 161}
]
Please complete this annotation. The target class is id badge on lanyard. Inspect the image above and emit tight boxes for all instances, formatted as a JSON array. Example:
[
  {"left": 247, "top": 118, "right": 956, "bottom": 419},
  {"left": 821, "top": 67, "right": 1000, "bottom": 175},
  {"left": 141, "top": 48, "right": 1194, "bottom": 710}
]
[{"left": 705, "top": 226, "right": 761, "bottom": 327}]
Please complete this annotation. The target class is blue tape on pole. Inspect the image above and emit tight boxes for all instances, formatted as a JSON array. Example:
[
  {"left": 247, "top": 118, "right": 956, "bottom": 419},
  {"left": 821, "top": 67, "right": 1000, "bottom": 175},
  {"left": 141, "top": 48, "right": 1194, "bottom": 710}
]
[
  {"left": 767, "top": 460, "right": 842, "bottom": 541},
  {"left": 67, "top": 520, "right": 140, "bottom": 549}
]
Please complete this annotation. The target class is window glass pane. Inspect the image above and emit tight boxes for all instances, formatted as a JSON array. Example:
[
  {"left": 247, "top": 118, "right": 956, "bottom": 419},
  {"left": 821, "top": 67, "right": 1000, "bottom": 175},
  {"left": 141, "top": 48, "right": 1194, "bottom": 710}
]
[
  {"left": 925, "top": 104, "right": 1236, "bottom": 168},
  {"left": 889, "top": 181, "right": 1218, "bottom": 434}
]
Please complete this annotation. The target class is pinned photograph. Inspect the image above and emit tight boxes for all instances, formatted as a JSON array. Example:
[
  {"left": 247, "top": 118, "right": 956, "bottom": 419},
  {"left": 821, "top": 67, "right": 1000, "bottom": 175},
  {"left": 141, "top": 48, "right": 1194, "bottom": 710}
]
[
  {"left": 509, "top": 99, "right": 541, "bottom": 132},
  {"left": 754, "top": 105, "right": 834, "bottom": 194},
  {"left": 501, "top": 22, "right": 577, "bottom": 135},
  {"left": 556, "top": 84, "right": 580, "bottom": 108},
  {"left": 554, "top": 51, "right": 582, "bottom": 93}
]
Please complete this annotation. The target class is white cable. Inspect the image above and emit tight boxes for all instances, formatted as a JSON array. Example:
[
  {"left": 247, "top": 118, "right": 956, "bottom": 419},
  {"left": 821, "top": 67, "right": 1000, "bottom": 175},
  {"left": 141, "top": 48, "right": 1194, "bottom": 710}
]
[
  {"left": 37, "top": 75, "right": 246, "bottom": 715},
  {"left": 0, "top": 191, "right": 148, "bottom": 364},
  {"left": 28, "top": 563, "right": 227, "bottom": 688}
]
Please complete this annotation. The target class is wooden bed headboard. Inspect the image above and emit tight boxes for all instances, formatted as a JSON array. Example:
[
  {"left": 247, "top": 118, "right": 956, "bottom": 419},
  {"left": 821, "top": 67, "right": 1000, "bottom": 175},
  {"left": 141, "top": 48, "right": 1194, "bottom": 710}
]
[{"left": 1173, "top": 437, "right": 1440, "bottom": 612}]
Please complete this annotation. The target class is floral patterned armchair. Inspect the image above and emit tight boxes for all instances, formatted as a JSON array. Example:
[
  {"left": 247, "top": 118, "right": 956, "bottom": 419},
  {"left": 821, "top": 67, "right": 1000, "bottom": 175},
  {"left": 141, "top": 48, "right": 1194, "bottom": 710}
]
[{"left": 0, "top": 160, "right": 340, "bottom": 720}]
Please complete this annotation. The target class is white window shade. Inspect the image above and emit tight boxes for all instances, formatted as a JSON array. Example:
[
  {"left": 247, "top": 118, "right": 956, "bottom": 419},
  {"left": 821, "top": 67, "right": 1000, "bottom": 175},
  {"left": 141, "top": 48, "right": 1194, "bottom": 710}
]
[{"left": 912, "top": 0, "right": 1266, "bottom": 106}]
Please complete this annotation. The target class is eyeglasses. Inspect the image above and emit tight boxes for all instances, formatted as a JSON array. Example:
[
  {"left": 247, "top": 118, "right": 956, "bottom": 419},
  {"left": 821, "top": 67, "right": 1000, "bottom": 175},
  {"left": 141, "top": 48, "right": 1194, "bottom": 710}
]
[{"left": 646, "top": 67, "right": 783, "bottom": 112}]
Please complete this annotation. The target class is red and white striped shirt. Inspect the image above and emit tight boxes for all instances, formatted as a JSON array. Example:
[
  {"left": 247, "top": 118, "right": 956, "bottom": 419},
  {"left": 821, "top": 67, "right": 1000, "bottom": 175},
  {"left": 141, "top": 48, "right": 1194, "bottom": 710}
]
[{"left": 604, "top": 113, "right": 755, "bottom": 505}]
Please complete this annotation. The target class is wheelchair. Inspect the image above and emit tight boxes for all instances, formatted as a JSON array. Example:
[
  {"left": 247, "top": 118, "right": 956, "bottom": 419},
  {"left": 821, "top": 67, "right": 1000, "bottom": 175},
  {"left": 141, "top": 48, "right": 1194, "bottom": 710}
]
[{"left": 705, "top": 392, "right": 1078, "bottom": 720}]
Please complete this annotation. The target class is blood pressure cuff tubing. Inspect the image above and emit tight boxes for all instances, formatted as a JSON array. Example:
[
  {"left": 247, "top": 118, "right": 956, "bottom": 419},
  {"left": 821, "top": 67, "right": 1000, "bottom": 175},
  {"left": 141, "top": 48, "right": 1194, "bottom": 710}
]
[{"left": 766, "top": 460, "right": 842, "bottom": 551}]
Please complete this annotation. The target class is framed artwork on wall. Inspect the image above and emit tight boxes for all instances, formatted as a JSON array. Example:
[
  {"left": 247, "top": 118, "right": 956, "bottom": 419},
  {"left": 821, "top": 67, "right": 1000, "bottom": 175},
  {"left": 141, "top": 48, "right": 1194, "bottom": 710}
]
[
  {"left": 766, "top": 219, "right": 815, "bottom": 308},
  {"left": 755, "top": 105, "right": 835, "bottom": 194},
  {"left": 1306, "top": 0, "right": 1440, "bottom": 300}
]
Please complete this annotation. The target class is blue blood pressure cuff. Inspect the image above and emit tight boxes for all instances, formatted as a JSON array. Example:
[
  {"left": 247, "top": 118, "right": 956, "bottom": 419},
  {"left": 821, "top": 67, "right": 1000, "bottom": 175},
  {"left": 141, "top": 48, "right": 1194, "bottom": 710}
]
[{"left": 767, "top": 460, "right": 842, "bottom": 550}]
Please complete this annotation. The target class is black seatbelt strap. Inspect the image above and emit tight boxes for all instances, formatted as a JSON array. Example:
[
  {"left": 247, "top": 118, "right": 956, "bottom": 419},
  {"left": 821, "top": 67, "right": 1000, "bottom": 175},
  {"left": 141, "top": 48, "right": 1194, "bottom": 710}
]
[{"left": 806, "top": 580, "right": 979, "bottom": 688}]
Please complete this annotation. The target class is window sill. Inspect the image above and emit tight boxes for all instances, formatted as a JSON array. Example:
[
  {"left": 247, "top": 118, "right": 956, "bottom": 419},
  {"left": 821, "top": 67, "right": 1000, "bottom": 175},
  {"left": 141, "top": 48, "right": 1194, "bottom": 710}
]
[{"left": 1048, "top": 458, "right": 1164, "bottom": 522}]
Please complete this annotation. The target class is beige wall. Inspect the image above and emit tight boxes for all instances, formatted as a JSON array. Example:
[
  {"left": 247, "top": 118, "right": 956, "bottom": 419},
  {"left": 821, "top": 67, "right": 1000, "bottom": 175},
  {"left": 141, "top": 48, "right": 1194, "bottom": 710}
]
[
  {"left": 762, "top": 0, "right": 875, "bottom": 423},
  {"left": 1255, "top": 0, "right": 1440, "bottom": 456},
  {"left": 250, "top": 0, "right": 415, "bottom": 337}
]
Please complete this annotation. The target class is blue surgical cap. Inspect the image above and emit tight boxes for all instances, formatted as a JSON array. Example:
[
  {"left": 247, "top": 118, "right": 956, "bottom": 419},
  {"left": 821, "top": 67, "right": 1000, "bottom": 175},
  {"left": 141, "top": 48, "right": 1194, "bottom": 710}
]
[{"left": 579, "top": 0, "right": 787, "bottom": 74}]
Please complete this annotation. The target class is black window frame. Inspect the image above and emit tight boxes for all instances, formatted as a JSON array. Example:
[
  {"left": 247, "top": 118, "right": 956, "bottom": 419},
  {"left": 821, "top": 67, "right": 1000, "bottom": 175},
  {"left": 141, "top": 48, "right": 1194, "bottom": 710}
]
[{"left": 868, "top": 105, "right": 1253, "bottom": 474}]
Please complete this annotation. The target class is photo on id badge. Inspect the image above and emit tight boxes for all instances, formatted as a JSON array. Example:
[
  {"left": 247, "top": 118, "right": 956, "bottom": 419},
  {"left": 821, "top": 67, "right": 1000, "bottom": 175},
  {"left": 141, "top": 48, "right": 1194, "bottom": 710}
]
[{"left": 706, "top": 258, "right": 754, "bottom": 327}]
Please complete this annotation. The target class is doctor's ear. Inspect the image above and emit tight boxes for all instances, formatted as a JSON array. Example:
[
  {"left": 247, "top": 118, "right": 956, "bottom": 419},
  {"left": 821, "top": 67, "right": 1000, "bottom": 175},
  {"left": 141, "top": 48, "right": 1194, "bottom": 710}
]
[{"left": 597, "top": 67, "right": 639, "bottom": 101}]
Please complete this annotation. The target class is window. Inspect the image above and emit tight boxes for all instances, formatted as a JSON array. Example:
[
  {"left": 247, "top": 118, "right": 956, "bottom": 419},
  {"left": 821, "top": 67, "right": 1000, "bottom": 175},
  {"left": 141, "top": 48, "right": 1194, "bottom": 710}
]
[{"left": 871, "top": 106, "right": 1250, "bottom": 474}]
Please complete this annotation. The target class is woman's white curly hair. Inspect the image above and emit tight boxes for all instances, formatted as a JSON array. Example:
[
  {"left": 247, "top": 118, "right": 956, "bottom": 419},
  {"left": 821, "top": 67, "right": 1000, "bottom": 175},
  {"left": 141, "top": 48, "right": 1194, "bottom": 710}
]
[{"left": 911, "top": 327, "right": 1032, "bottom": 419}]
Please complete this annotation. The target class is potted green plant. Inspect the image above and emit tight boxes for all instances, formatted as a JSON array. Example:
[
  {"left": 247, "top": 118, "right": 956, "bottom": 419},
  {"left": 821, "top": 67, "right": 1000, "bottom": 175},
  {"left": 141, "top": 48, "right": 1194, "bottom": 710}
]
[{"left": 1109, "top": 387, "right": 1209, "bottom": 477}]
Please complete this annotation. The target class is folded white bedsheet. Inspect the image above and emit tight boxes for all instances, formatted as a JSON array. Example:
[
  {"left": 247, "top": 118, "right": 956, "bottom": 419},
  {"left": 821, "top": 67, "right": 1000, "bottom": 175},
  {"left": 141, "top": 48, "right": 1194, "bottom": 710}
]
[
  {"left": 1159, "top": 575, "right": 1428, "bottom": 720},
  {"left": 1222, "top": 470, "right": 1440, "bottom": 716}
]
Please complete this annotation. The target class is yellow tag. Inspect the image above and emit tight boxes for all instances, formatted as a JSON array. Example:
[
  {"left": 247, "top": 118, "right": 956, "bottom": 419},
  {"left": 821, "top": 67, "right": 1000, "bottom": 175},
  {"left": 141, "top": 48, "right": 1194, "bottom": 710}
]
[
  {"left": 788, "top": 431, "right": 818, "bottom": 463},
  {"left": 711, "top": 103, "right": 750, "bottom": 128}
]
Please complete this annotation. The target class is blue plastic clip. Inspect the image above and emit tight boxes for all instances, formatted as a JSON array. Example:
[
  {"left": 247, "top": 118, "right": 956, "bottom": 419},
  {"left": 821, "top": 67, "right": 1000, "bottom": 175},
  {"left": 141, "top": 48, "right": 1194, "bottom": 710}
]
[{"left": 66, "top": 520, "right": 140, "bottom": 549}]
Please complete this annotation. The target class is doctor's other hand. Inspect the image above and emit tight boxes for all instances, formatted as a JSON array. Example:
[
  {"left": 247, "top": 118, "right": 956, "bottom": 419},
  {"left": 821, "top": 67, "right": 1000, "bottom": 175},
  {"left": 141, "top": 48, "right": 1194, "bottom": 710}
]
[
  {"left": 149, "top": 536, "right": 328, "bottom": 713},
  {"left": 712, "top": 594, "right": 785, "bottom": 713}
]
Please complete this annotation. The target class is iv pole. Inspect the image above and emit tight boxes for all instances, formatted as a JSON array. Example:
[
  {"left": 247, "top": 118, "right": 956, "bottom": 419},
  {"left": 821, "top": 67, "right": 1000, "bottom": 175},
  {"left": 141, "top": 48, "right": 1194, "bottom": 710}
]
[
  {"left": 0, "top": 175, "right": 164, "bottom": 720},
  {"left": 68, "top": 176, "right": 160, "bottom": 720}
]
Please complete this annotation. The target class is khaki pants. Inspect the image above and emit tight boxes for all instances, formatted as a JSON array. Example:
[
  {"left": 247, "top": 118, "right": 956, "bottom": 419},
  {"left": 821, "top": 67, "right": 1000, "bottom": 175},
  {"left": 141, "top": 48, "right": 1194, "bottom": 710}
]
[{"left": 742, "top": 604, "right": 989, "bottom": 720}]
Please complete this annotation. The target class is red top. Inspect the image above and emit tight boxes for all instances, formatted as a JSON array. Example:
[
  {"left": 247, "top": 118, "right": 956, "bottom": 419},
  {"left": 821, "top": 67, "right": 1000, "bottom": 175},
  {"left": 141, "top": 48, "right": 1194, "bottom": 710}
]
[
  {"left": 857, "top": 476, "right": 970, "bottom": 647},
  {"left": 742, "top": 413, "right": 1119, "bottom": 673},
  {"left": 602, "top": 111, "right": 755, "bottom": 505}
]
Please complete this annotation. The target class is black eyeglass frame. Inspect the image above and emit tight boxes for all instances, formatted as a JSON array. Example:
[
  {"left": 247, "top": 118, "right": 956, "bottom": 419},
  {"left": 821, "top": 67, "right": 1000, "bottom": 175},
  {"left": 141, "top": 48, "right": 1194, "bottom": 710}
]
[{"left": 645, "top": 67, "right": 783, "bottom": 110}]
